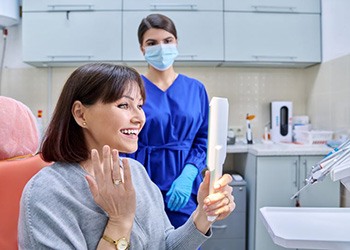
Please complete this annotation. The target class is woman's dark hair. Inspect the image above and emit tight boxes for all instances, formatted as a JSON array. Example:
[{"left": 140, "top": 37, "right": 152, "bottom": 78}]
[
  {"left": 137, "top": 13, "right": 177, "bottom": 45},
  {"left": 41, "top": 63, "right": 145, "bottom": 163}
]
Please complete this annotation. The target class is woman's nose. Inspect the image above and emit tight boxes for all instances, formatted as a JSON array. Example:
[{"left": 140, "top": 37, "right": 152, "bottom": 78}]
[{"left": 131, "top": 108, "right": 145, "bottom": 125}]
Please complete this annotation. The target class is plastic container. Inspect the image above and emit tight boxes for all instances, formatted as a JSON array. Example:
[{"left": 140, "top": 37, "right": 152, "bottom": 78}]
[{"left": 296, "top": 130, "right": 333, "bottom": 145}]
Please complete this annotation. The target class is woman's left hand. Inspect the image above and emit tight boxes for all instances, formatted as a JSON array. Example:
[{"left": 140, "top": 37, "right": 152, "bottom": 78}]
[{"left": 197, "top": 171, "right": 235, "bottom": 221}]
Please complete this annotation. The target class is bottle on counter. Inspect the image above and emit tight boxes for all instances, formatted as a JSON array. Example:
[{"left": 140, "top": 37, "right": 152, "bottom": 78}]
[
  {"left": 246, "top": 113, "right": 255, "bottom": 144},
  {"left": 227, "top": 128, "right": 236, "bottom": 145},
  {"left": 37, "top": 110, "right": 44, "bottom": 142}
]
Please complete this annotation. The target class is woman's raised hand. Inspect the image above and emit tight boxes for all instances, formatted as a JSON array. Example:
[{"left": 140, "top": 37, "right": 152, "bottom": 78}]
[{"left": 85, "top": 145, "right": 136, "bottom": 228}]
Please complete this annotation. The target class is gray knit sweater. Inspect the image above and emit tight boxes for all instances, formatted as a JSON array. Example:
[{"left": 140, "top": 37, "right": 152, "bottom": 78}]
[{"left": 18, "top": 158, "right": 210, "bottom": 249}]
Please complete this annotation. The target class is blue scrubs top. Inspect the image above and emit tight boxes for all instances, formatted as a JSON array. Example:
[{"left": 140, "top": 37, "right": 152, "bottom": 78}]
[{"left": 129, "top": 74, "right": 209, "bottom": 226}]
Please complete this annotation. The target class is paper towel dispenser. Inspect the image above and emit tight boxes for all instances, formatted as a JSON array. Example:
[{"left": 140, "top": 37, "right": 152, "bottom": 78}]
[{"left": 270, "top": 101, "right": 293, "bottom": 143}]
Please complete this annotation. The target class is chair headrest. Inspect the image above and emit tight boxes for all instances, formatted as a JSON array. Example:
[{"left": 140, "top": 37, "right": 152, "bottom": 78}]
[{"left": 0, "top": 96, "right": 39, "bottom": 160}]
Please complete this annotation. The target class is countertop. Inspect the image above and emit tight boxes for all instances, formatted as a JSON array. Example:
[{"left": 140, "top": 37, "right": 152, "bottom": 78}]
[{"left": 226, "top": 142, "right": 332, "bottom": 156}]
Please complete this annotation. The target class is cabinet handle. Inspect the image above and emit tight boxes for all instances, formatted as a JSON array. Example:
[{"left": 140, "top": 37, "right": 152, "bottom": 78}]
[
  {"left": 293, "top": 160, "right": 298, "bottom": 188},
  {"left": 47, "top": 5, "right": 94, "bottom": 11},
  {"left": 303, "top": 159, "right": 308, "bottom": 185},
  {"left": 150, "top": 3, "right": 198, "bottom": 10},
  {"left": 47, "top": 55, "right": 93, "bottom": 61},
  {"left": 212, "top": 224, "right": 228, "bottom": 229},
  {"left": 252, "top": 55, "right": 297, "bottom": 61},
  {"left": 251, "top": 5, "right": 296, "bottom": 13}
]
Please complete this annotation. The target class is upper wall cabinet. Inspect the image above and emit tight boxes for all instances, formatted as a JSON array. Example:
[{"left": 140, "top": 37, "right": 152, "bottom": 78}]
[
  {"left": 122, "top": 12, "right": 223, "bottom": 63},
  {"left": 225, "top": 0, "right": 320, "bottom": 13},
  {"left": 223, "top": 0, "right": 321, "bottom": 67},
  {"left": 22, "top": 0, "right": 121, "bottom": 11},
  {"left": 22, "top": 0, "right": 322, "bottom": 68},
  {"left": 123, "top": 0, "right": 222, "bottom": 11},
  {"left": 22, "top": 0, "right": 122, "bottom": 67},
  {"left": 122, "top": 0, "right": 223, "bottom": 64}
]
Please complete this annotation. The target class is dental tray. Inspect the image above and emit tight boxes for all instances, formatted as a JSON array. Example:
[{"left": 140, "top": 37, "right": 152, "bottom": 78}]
[{"left": 259, "top": 207, "right": 350, "bottom": 250}]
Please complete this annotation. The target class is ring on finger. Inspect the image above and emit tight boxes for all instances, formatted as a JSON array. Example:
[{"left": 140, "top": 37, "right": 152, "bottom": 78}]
[
  {"left": 114, "top": 179, "right": 122, "bottom": 186},
  {"left": 225, "top": 195, "right": 230, "bottom": 205}
]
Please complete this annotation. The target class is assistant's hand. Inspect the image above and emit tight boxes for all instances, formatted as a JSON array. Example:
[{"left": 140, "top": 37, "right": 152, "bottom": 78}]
[
  {"left": 166, "top": 164, "right": 198, "bottom": 211},
  {"left": 85, "top": 145, "right": 136, "bottom": 228}
]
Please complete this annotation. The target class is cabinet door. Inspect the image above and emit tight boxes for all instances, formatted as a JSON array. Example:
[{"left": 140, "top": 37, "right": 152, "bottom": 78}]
[
  {"left": 23, "top": 0, "right": 121, "bottom": 11},
  {"left": 299, "top": 156, "right": 341, "bottom": 207},
  {"left": 22, "top": 11, "right": 122, "bottom": 65},
  {"left": 225, "top": 0, "right": 320, "bottom": 13},
  {"left": 122, "top": 11, "right": 223, "bottom": 62},
  {"left": 256, "top": 156, "right": 298, "bottom": 250},
  {"left": 224, "top": 12, "right": 321, "bottom": 63},
  {"left": 123, "top": 0, "right": 222, "bottom": 11}
]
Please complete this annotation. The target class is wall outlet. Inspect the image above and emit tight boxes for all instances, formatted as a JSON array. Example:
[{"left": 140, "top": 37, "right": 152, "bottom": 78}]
[{"left": 230, "top": 125, "right": 244, "bottom": 137}]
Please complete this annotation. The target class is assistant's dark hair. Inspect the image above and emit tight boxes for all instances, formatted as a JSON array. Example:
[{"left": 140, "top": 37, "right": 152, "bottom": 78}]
[
  {"left": 41, "top": 63, "right": 145, "bottom": 163},
  {"left": 137, "top": 13, "right": 177, "bottom": 45}
]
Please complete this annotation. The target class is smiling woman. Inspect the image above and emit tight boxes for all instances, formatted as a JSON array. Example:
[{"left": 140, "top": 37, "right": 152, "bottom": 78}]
[
  {"left": 40, "top": 63, "right": 146, "bottom": 163},
  {"left": 18, "top": 63, "right": 235, "bottom": 250}
]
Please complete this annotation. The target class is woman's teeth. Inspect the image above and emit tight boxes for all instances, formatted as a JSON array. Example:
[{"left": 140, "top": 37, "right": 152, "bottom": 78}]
[{"left": 121, "top": 129, "right": 138, "bottom": 135}]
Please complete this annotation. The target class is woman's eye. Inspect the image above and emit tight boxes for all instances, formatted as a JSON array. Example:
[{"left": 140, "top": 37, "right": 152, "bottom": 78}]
[
  {"left": 117, "top": 103, "right": 128, "bottom": 109},
  {"left": 137, "top": 104, "right": 143, "bottom": 110}
]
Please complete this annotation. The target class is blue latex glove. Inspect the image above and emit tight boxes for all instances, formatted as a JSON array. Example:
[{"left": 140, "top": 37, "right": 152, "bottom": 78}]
[{"left": 166, "top": 164, "right": 198, "bottom": 211}]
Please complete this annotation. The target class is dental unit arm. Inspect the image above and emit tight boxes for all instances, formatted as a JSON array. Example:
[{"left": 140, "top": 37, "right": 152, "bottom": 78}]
[
  {"left": 206, "top": 97, "right": 229, "bottom": 222},
  {"left": 291, "top": 139, "right": 350, "bottom": 199}
]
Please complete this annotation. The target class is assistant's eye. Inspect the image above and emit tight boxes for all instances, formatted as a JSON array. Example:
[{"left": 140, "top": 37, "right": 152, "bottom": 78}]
[
  {"left": 165, "top": 38, "right": 175, "bottom": 44},
  {"left": 117, "top": 103, "right": 128, "bottom": 109},
  {"left": 146, "top": 41, "right": 156, "bottom": 47}
]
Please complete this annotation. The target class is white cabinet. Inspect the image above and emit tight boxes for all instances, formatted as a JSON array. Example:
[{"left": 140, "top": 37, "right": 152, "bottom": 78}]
[
  {"left": 123, "top": 0, "right": 222, "bottom": 11},
  {"left": 223, "top": 0, "right": 321, "bottom": 67},
  {"left": 22, "top": 0, "right": 122, "bottom": 66},
  {"left": 122, "top": 0, "right": 223, "bottom": 63},
  {"left": 22, "top": 0, "right": 120, "bottom": 11},
  {"left": 225, "top": 0, "right": 321, "bottom": 13},
  {"left": 235, "top": 154, "right": 340, "bottom": 250},
  {"left": 122, "top": 11, "right": 223, "bottom": 63},
  {"left": 22, "top": 0, "right": 322, "bottom": 67}
]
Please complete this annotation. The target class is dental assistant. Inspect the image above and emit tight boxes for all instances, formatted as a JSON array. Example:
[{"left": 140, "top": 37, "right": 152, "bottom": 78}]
[{"left": 128, "top": 13, "right": 210, "bottom": 228}]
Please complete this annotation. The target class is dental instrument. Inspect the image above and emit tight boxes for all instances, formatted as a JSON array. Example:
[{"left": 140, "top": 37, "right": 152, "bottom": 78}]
[
  {"left": 207, "top": 97, "right": 229, "bottom": 222},
  {"left": 291, "top": 139, "right": 350, "bottom": 199}
]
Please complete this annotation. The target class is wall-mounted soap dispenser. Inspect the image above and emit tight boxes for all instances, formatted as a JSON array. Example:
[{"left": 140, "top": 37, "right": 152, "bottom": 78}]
[{"left": 270, "top": 101, "right": 293, "bottom": 143}]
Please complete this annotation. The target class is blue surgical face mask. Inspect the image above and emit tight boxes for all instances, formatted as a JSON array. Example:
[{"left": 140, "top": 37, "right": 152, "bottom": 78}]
[{"left": 144, "top": 44, "right": 179, "bottom": 71}]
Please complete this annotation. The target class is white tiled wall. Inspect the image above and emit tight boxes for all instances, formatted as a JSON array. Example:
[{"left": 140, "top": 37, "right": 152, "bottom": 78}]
[{"left": 1, "top": 66, "right": 307, "bottom": 140}]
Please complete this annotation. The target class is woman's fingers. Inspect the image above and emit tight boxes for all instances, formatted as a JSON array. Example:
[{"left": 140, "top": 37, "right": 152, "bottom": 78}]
[
  {"left": 91, "top": 149, "right": 104, "bottom": 186},
  {"left": 122, "top": 158, "right": 133, "bottom": 191},
  {"left": 111, "top": 149, "right": 122, "bottom": 186},
  {"left": 202, "top": 175, "right": 235, "bottom": 219},
  {"left": 102, "top": 145, "right": 114, "bottom": 186},
  {"left": 213, "top": 173, "right": 233, "bottom": 191}
]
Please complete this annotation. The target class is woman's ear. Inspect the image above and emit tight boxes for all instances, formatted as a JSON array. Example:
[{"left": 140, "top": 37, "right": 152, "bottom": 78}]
[
  {"left": 140, "top": 45, "right": 146, "bottom": 55},
  {"left": 72, "top": 100, "right": 87, "bottom": 128}
]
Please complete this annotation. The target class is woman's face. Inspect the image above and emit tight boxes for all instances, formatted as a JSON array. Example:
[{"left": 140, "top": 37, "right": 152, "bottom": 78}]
[
  {"left": 82, "top": 83, "right": 145, "bottom": 153},
  {"left": 141, "top": 28, "right": 177, "bottom": 53}
]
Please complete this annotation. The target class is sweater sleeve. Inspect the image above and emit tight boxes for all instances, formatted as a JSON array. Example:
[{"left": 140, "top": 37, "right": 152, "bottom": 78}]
[
  {"left": 18, "top": 166, "right": 107, "bottom": 250},
  {"left": 165, "top": 213, "right": 212, "bottom": 249}
]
